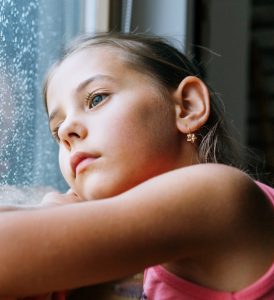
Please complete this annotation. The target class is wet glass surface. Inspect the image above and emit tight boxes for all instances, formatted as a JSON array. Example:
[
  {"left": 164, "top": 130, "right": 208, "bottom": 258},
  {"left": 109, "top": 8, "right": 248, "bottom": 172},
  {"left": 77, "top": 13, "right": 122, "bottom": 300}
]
[{"left": 0, "top": 0, "right": 81, "bottom": 203}]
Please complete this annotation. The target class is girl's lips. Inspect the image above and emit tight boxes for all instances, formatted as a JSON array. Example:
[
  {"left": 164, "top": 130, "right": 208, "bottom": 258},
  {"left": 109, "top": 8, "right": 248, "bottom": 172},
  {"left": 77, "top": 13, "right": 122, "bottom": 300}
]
[
  {"left": 75, "top": 157, "right": 96, "bottom": 175},
  {"left": 70, "top": 152, "right": 99, "bottom": 176}
]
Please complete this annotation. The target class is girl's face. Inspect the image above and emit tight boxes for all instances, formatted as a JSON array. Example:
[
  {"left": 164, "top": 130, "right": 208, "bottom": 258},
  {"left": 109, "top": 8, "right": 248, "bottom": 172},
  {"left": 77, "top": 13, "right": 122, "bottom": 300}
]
[{"left": 46, "top": 47, "right": 186, "bottom": 200}]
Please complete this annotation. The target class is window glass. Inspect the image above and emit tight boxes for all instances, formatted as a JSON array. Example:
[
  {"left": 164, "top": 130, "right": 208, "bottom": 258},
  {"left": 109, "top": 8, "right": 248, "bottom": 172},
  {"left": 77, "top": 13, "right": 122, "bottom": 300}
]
[{"left": 0, "top": 0, "right": 82, "bottom": 202}]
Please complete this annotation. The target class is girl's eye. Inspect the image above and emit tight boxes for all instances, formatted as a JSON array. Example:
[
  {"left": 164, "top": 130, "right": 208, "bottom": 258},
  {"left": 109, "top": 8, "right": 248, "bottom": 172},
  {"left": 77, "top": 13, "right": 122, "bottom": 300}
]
[
  {"left": 52, "top": 128, "right": 60, "bottom": 143},
  {"left": 52, "top": 123, "right": 62, "bottom": 143},
  {"left": 87, "top": 93, "right": 108, "bottom": 109}
]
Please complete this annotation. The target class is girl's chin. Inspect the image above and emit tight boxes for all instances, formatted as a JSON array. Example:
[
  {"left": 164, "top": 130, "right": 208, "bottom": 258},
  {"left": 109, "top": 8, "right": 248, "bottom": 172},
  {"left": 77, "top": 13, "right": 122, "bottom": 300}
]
[
  {"left": 80, "top": 185, "right": 126, "bottom": 201},
  {"left": 77, "top": 185, "right": 114, "bottom": 201},
  {"left": 73, "top": 172, "right": 140, "bottom": 200}
]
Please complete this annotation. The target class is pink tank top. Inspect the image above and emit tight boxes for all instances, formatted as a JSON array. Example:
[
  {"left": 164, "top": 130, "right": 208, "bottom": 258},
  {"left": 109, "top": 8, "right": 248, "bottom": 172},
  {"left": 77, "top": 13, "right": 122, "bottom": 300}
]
[{"left": 142, "top": 181, "right": 274, "bottom": 300}]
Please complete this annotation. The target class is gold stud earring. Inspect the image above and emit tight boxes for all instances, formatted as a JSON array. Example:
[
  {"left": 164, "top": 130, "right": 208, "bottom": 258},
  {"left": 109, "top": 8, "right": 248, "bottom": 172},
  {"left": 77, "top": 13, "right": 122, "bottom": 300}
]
[{"left": 187, "top": 127, "right": 197, "bottom": 143}]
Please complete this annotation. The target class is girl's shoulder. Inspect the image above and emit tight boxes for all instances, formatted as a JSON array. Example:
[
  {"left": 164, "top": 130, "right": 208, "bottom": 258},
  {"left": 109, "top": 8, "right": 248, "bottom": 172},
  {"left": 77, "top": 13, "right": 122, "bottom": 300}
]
[
  {"left": 178, "top": 162, "right": 274, "bottom": 223},
  {"left": 162, "top": 163, "right": 274, "bottom": 248},
  {"left": 161, "top": 164, "right": 274, "bottom": 292},
  {"left": 173, "top": 163, "right": 271, "bottom": 206}
]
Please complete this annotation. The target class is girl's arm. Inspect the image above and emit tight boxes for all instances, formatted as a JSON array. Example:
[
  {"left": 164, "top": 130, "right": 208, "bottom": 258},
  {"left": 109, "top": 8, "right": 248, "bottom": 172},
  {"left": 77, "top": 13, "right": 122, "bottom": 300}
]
[{"left": 0, "top": 164, "right": 272, "bottom": 297}]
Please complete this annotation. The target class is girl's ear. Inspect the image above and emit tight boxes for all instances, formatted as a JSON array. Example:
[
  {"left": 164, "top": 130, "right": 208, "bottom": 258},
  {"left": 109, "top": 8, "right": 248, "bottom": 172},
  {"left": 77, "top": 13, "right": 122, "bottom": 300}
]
[{"left": 173, "top": 76, "right": 210, "bottom": 134}]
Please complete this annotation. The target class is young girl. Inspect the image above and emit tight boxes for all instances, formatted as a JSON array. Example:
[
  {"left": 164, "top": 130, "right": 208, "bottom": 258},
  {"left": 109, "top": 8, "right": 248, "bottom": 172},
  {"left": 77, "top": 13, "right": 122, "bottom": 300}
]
[{"left": 0, "top": 33, "right": 273, "bottom": 300}]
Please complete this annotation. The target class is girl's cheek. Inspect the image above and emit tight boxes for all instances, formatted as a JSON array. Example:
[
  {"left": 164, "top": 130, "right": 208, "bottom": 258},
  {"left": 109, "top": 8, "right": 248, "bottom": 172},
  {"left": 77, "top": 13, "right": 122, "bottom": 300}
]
[{"left": 59, "top": 149, "right": 70, "bottom": 179}]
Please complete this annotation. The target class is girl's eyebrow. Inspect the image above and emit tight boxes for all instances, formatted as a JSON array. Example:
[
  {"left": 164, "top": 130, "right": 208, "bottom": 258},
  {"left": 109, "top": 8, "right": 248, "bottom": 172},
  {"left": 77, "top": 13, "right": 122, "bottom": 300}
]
[{"left": 76, "top": 74, "right": 116, "bottom": 93}]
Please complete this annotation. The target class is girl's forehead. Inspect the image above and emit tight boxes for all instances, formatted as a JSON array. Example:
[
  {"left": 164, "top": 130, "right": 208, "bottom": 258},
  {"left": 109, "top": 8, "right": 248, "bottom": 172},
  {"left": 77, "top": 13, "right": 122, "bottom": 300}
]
[
  {"left": 64, "top": 46, "right": 127, "bottom": 70},
  {"left": 48, "top": 47, "right": 129, "bottom": 89}
]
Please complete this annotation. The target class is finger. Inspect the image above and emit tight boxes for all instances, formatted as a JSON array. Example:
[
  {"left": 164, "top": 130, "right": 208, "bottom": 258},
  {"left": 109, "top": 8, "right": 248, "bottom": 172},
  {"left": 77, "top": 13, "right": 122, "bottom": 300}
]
[
  {"left": 42, "top": 191, "right": 77, "bottom": 205},
  {"left": 66, "top": 190, "right": 83, "bottom": 202},
  {"left": 41, "top": 192, "right": 62, "bottom": 204},
  {"left": 66, "top": 189, "right": 74, "bottom": 195}
]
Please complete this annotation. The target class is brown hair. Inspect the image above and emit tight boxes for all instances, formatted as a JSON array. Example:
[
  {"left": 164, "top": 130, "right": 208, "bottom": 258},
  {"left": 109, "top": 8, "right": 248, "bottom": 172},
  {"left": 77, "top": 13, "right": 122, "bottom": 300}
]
[{"left": 43, "top": 32, "right": 249, "bottom": 171}]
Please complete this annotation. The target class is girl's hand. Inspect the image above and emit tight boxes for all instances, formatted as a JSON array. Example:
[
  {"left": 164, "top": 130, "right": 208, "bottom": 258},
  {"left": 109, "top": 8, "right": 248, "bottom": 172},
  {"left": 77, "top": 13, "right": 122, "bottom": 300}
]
[{"left": 40, "top": 189, "right": 83, "bottom": 208}]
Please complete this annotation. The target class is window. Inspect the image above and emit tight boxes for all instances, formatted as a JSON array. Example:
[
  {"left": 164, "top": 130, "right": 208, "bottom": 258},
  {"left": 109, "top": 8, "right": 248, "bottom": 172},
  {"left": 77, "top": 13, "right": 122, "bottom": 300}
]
[{"left": 0, "top": 0, "right": 82, "bottom": 202}]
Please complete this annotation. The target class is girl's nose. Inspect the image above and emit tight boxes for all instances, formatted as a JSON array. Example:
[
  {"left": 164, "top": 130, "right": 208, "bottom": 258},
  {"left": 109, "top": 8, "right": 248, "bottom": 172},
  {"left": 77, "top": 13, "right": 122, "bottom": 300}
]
[{"left": 58, "top": 117, "right": 88, "bottom": 150}]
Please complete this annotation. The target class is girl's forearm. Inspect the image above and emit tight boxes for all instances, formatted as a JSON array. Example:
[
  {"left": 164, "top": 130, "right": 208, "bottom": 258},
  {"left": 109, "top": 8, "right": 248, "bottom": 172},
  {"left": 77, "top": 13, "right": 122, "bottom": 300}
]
[
  {"left": 0, "top": 201, "right": 152, "bottom": 296},
  {"left": 0, "top": 184, "right": 182, "bottom": 296}
]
